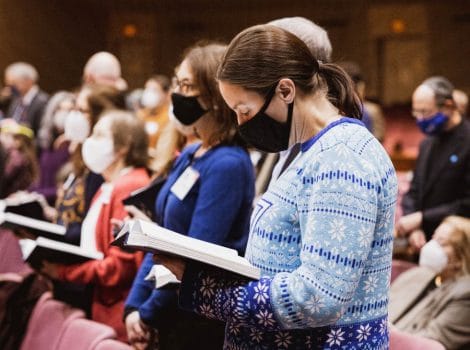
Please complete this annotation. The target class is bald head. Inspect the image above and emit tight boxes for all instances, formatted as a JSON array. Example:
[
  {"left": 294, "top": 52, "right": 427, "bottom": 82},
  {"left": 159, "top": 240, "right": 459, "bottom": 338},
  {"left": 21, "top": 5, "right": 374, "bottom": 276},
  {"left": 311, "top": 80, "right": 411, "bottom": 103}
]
[
  {"left": 268, "top": 16, "right": 332, "bottom": 62},
  {"left": 413, "top": 84, "right": 436, "bottom": 109},
  {"left": 83, "top": 51, "right": 122, "bottom": 88}
]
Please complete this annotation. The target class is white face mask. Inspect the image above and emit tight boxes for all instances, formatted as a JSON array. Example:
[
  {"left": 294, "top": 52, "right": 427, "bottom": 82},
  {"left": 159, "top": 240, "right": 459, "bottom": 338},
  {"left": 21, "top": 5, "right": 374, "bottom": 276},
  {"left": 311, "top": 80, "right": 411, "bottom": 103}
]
[
  {"left": 141, "top": 89, "right": 162, "bottom": 109},
  {"left": 419, "top": 240, "right": 449, "bottom": 273},
  {"left": 81, "top": 137, "right": 116, "bottom": 174},
  {"left": 64, "top": 110, "right": 91, "bottom": 143},
  {"left": 53, "top": 110, "right": 69, "bottom": 131},
  {"left": 168, "top": 104, "right": 194, "bottom": 137}
]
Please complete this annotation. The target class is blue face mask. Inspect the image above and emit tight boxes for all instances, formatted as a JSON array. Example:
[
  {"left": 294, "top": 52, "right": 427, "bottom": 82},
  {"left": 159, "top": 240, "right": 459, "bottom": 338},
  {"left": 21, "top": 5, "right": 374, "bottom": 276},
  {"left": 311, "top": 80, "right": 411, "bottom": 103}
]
[{"left": 416, "top": 112, "right": 448, "bottom": 135}]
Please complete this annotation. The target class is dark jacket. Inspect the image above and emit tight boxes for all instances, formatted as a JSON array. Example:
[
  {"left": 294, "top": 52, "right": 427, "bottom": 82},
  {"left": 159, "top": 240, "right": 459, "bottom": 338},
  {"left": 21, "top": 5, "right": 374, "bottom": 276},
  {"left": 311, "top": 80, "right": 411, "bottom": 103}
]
[
  {"left": 6, "top": 89, "right": 49, "bottom": 138},
  {"left": 402, "top": 119, "right": 470, "bottom": 239}
]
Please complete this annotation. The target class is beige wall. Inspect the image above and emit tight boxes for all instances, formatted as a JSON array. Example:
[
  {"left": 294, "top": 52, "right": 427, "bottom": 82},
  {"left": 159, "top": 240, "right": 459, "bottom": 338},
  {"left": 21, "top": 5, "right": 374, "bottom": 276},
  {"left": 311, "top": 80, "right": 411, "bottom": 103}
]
[
  {"left": 1, "top": 0, "right": 469, "bottom": 104},
  {"left": 0, "top": 1, "right": 108, "bottom": 93}
]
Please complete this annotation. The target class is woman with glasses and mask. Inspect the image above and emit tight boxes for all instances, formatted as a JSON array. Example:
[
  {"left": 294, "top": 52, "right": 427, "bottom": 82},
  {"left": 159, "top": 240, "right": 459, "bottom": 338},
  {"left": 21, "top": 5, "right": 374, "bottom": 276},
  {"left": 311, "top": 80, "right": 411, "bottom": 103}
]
[
  {"left": 390, "top": 216, "right": 470, "bottom": 350},
  {"left": 158, "top": 25, "right": 397, "bottom": 349},
  {"left": 123, "top": 42, "right": 255, "bottom": 350}
]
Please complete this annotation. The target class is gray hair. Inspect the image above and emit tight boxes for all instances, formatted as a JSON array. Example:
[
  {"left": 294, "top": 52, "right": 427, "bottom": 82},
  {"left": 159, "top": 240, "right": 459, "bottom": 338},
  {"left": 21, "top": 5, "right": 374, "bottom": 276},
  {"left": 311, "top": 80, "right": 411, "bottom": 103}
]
[
  {"left": 421, "top": 76, "right": 454, "bottom": 107},
  {"left": 5, "top": 62, "right": 39, "bottom": 82},
  {"left": 38, "top": 91, "right": 75, "bottom": 149},
  {"left": 268, "top": 16, "right": 332, "bottom": 62}
]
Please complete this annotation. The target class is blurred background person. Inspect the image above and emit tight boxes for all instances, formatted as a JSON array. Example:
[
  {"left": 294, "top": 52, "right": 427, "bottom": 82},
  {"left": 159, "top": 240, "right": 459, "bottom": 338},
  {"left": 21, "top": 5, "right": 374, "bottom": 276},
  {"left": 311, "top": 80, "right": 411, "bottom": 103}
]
[
  {"left": 31, "top": 91, "right": 75, "bottom": 205},
  {"left": 0, "top": 120, "right": 38, "bottom": 198},
  {"left": 125, "top": 88, "right": 144, "bottom": 113},
  {"left": 390, "top": 216, "right": 470, "bottom": 350},
  {"left": 2, "top": 62, "right": 49, "bottom": 141},
  {"left": 41, "top": 110, "right": 150, "bottom": 341},
  {"left": 43, "top": 85, "right": 127, "bottom": 317},
  {"left": 58, "top": 84, "right": 126, "bottom": 244},
  {"left": 138, "top": 74, "right": 171, "bottom": 149},
  {"left": 453, "top": 89, "right": 468, "bottom": 118},
  {"left": 82, "top": 51, "right": 123, "bottom": 89},
  {"left": 397, "top": 76, "right": 470, "bottom": 252},
  {"left": 340, "top": 61, "right": 386, "bottom": 143}
]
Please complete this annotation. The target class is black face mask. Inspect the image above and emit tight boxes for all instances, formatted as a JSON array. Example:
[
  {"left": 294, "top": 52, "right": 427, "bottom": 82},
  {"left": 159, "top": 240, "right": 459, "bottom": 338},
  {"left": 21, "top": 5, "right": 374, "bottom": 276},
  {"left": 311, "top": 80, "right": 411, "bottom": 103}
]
[
  {"left": 171, "top": 92, "right": 208, "bottom": 126},
  {"left": 238, "top": 84, "right": 294, "bottom": 153}
]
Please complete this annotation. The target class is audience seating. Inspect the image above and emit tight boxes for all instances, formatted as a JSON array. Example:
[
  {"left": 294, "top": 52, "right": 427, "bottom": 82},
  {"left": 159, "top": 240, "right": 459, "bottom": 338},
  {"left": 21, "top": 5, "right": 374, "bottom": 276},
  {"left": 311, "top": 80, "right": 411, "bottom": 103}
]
[
  {"left": 56, "top": 318, "right": 116, "bottom": 349},
  {"left": 20, "top": 291, "right": 131, "bottom": 349},
  {"left": 0, "top": 229, "right": 32, "bottom": 274},
  {"left": 20, "top": 292, "right": 85, "bottom": 350},
  {"left": 390, "top": 327, "right": 445, "bottom": 350},
  {"left": 95, "top": 339, "right": 132, "bottom": 350}
]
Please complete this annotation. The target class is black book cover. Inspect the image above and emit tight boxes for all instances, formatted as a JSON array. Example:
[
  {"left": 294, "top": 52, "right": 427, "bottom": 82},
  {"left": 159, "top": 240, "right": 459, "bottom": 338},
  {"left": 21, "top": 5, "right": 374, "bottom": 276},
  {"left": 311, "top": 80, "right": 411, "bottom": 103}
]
[{"left": 122, "top": 176, "right": 165, "bottom": 219}]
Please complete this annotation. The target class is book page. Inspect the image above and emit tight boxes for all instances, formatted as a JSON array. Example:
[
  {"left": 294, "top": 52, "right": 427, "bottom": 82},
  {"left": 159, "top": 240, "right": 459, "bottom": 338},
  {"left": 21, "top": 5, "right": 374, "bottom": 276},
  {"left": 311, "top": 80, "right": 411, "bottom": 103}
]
[
  {"left": 4, "top": 213, "right": 66, "bottom": 236},
  {"left": 128, "top": 220, "right": 260, "bottom": 279},
  {"left": 18, "top": 238, "right": 37, "bottom": 260},
  {"left": 36, "top": 237, "right": 104, "bottom": 260}
]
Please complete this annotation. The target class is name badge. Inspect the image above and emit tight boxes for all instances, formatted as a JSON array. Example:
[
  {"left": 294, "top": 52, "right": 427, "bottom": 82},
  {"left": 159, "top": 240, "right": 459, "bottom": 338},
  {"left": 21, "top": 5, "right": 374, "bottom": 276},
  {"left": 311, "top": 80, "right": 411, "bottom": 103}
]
[{"left": 170, "top": 166, "right": 200, "bottom": 200}]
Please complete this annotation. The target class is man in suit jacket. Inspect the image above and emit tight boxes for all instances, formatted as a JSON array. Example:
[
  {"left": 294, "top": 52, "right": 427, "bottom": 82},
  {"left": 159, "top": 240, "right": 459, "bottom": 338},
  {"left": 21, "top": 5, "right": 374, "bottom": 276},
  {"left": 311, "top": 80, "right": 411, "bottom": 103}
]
[
  {"left": 397, "top": 76, "right": 470, "bottom": 249},
  {"left": 3, "top": 62, "right": 49, "bottom": 139}
]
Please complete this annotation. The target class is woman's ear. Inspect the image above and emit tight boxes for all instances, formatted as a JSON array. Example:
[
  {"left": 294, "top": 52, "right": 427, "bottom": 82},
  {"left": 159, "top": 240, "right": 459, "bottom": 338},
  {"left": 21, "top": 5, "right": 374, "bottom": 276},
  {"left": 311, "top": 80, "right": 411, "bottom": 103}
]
[{"left": 277, "top": 78, "right": 296, "bottom": 104}]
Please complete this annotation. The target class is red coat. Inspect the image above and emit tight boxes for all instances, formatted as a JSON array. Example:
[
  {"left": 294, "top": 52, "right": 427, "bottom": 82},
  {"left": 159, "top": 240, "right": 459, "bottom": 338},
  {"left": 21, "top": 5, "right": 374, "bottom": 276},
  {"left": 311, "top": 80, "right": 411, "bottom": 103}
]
[{"left": 58, "top": 168, "right": 149, "bottom": 341}]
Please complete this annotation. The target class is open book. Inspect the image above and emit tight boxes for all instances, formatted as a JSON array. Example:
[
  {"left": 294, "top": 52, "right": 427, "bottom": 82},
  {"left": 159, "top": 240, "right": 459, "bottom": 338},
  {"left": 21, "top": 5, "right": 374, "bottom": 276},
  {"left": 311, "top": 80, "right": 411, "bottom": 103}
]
[
  {"left": 113, "top": 220, "right": 260, "bottom": 281},
  {"left": 0, "top": 196, "right": 46, "bottom": 218},
  {"left": 20, "top": 237, "right": 104, "bottom": 269},
  {"left": 0, "top": 199, "right": 66, "bottom": 238}
]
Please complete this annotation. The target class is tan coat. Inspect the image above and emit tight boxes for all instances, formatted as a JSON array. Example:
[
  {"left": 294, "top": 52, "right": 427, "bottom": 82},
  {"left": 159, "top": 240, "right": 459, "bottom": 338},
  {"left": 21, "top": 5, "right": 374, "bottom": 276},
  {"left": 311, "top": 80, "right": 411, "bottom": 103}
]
[{"left": 389, "top": 266, "right": 470, "bottom": 350}]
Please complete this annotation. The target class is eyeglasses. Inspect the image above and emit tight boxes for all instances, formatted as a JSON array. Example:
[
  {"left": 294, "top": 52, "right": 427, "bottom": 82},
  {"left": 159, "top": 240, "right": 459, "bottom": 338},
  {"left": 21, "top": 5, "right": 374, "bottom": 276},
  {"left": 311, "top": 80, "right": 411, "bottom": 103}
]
[{"left": 172, "top": 77, "right": 197, "bottom": 95}]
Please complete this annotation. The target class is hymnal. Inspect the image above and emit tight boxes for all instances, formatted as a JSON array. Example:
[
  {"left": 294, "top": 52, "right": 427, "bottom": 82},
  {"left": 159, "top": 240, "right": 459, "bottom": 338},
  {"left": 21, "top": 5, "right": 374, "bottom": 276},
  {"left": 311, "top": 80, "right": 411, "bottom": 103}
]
[
  {"left": 0, "top": 197, "right": 46, "bottom": 221},
  {"left": 113, "top": 220, "right": 260, "bottom": 281},
  {"left": 20, "top": 237, "right": 104, "bottom": 269},
  {"left": 0, "top": 211, "right": 66, "bottom": 237},
  {"left": 122, "top": 176, "right": 165, "bottom": 219}
]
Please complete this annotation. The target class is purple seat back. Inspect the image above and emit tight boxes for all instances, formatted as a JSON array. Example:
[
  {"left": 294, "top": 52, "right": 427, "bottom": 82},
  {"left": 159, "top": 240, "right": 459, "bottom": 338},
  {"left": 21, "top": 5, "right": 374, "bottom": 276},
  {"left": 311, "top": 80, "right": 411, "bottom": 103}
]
[
  {"left": 390, "top": 328, "right": 445, "bottom": 350},
  {"left": 56, "top": 318, "right": 116, "bottom": 350},
  {"left": 20, "top": 292, "right": 85, "bottom": 350},
  {"left": 95, "top": 339, "right": 132, "bottom": 350}
]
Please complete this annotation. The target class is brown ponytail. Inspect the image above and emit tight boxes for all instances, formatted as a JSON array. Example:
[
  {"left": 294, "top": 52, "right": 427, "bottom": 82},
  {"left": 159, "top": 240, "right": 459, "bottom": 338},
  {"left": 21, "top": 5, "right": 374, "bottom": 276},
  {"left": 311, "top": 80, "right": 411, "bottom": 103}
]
[
  {"left": 318, "top": 63, "right": 362, "bottom": 119},
  {"left": 218, "top": 24, "right": 362, "bottom": 119}
]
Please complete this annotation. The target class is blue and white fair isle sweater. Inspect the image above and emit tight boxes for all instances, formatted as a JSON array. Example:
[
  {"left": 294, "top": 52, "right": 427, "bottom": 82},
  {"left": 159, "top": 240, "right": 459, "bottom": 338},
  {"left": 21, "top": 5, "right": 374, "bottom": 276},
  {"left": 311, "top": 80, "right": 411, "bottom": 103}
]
[{"left": 180, "top": 118, "right": 398, "bottom": 349}]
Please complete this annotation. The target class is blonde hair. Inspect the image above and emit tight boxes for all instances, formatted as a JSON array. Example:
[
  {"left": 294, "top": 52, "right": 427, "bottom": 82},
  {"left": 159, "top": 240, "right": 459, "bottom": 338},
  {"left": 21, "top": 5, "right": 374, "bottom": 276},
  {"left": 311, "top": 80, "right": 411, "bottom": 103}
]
[
  {"left": 149, "top": 123, "right": 186, "bottom": 177},
  {"left": 443, "top": 216, "right": 470, "bottom": 275}
]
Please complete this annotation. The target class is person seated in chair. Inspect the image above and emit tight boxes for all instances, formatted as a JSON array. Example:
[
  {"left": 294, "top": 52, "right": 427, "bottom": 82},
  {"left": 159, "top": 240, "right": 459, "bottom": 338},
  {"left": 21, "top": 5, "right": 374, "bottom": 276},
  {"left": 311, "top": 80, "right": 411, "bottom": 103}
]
[{"left": 390, "top": 216, "right": 470, "bottom": 350}]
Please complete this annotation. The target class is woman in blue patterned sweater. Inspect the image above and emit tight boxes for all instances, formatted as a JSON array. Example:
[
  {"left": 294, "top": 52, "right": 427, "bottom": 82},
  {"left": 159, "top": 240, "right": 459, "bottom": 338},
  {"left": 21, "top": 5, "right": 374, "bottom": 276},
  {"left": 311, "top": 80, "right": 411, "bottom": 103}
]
[{"left": 162, "top": 25, "right": 398, "bottom": 349}]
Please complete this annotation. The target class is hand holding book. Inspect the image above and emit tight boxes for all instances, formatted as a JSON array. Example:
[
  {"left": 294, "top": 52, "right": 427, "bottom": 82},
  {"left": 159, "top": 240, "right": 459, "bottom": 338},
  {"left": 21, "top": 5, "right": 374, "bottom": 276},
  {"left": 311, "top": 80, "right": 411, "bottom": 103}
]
[
  {"left": 112, "top": 220, "right": 260, "bottom": 285},
  {"left": 153, "top": 255, "right": 186, "bottom": 282}
]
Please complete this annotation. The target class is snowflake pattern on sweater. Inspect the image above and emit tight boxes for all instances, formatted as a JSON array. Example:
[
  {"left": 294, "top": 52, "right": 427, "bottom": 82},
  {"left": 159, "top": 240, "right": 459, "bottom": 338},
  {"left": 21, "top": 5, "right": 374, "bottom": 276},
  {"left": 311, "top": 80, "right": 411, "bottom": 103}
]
[{"left": 179, "top": 118, "right": 397, "bottom": 349}]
